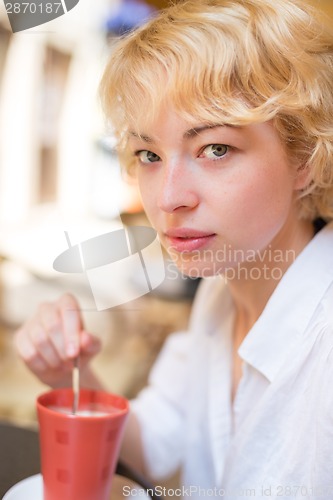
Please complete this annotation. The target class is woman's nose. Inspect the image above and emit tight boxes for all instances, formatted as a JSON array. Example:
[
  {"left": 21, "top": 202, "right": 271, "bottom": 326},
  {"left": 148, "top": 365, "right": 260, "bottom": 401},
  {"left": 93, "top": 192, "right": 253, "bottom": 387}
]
[{"left": 157, "top": 161, "right": 199, "bottom": 214}]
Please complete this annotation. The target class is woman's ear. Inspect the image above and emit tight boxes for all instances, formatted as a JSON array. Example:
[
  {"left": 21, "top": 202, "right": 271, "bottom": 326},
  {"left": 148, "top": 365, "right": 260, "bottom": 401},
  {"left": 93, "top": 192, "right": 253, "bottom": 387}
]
[{"left": 294, "top": 162, "right": 312, "bottom": 192}]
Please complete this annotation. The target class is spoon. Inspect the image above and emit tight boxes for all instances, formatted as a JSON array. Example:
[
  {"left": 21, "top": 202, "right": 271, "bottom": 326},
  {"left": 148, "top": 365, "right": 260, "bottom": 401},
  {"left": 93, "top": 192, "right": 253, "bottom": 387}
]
[{"left": 64, "top": 232, "right": 81, "bottom": 415}]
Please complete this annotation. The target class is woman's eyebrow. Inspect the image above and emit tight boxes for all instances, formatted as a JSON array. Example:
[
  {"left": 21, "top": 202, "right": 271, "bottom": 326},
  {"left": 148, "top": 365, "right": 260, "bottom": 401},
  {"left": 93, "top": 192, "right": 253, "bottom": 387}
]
[
  {"left": 183, "top": 123, "right": 227, "bottom": 138},
  {"left": 128, "top": 131, "right": 154, "bottom": 143},
  {"left": 128, "top": 123, "right": 236, "bottom": 143}
]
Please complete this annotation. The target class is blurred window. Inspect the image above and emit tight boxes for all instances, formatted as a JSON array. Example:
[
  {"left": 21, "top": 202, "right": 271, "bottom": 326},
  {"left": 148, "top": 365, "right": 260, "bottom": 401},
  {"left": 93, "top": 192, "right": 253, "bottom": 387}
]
[
  {"left": 38, "top": 46, "right": 71, "bottom": 204},
  {"left": 0, "top": 25, "right": 11, "bottom": 91}
]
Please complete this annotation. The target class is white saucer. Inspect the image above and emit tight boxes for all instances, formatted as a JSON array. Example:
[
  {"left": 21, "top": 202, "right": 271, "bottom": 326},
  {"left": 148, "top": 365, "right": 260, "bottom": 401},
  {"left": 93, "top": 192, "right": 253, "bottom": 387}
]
[
  {"left": 2, "top": 474, "right": 42, "bottom": 499},
  {"left": 2, "top": 474, "right": 151, "bottom": 499}
]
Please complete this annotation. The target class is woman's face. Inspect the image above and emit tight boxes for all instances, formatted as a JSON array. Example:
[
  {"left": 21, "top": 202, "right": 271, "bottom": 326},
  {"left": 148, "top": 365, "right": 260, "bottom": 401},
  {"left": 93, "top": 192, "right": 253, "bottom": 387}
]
[{"left": 127, "top": 107, "right": 308, "bottom": 277}]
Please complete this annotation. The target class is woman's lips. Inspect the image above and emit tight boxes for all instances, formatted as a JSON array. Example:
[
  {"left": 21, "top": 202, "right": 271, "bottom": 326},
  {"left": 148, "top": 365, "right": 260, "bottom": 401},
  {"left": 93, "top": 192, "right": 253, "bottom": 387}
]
[{"left": 164, "top": 229, "right": 216, "bottom": 252}]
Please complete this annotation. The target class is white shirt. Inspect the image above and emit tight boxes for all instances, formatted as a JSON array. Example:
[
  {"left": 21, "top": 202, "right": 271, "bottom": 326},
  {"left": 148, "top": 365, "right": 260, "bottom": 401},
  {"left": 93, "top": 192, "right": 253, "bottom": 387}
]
[{"left": 131, "top": 222, "right": 333, "bottom": 499}]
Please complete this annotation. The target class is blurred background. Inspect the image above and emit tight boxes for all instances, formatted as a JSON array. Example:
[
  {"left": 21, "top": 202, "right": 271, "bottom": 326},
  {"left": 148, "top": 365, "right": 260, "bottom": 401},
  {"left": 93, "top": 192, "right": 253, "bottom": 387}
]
[
  {"left": 0, "top": 0, "right": 332, "bottom": 426},
  {"left": 0, "top": 0, "right": 195, "bottom": 428}
]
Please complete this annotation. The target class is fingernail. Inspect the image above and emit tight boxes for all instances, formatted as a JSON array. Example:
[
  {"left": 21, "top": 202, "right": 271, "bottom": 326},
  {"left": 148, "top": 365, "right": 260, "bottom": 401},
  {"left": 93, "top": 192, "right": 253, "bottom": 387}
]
[{"left": 66, "top": 343, "right": 77, "bottom": 358}]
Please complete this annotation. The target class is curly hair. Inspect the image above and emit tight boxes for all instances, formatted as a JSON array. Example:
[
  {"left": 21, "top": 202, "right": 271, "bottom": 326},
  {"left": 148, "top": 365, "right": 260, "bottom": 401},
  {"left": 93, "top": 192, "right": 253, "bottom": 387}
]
[{"left": 100, "top": 0, "right": 333, "bottom": 220}]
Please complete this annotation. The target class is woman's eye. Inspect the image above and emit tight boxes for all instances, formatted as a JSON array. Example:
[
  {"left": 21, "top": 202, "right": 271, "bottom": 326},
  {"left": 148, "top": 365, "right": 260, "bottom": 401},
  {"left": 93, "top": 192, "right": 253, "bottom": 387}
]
[
  {"left": 136, "top": 150, "right": 161, "bottom": 163},
  {"left": 201, "top": 144, "right": 228, "bottom": 159}
]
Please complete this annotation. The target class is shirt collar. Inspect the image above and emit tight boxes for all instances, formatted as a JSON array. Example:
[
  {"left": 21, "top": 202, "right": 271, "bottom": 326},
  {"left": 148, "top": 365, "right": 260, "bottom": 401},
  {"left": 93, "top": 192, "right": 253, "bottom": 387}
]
[{"left": 238, "top": 221, "right": 333, "bottom": 382}]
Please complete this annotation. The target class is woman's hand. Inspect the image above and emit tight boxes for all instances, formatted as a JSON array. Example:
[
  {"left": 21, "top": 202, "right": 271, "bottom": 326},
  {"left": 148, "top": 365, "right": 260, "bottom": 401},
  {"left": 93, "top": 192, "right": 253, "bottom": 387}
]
[{"left": 14, "top": 294, "right": 102, "bottom": 388}]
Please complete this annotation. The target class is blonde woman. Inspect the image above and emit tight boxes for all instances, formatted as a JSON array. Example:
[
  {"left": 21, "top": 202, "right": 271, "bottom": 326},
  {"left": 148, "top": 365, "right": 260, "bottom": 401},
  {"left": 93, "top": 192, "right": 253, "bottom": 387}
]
[{"left": 15, "top": 0, "right": 333, "bottom": 496}]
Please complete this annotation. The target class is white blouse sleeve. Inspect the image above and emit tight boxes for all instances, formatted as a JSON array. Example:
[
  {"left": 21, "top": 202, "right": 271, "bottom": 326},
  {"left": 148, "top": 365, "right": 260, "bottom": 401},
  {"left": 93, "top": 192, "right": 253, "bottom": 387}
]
[{"left": 130, "top": 331, "right": 190, "bottom": 480}]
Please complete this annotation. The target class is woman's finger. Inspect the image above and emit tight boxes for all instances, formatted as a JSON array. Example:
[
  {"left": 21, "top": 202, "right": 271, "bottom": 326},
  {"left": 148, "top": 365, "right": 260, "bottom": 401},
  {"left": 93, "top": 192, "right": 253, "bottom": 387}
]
[
  {"left": 29, "top": 323, "right": 62, "bottom": 369},
  {"left": 39, "top": 302, "right": 67, "bottom": 361},
  {"left": 58, "top": 294, "right": 83, "bottom": 358},
  {"left": 14, "top": 328, "right": 48, "bottom": 373}
]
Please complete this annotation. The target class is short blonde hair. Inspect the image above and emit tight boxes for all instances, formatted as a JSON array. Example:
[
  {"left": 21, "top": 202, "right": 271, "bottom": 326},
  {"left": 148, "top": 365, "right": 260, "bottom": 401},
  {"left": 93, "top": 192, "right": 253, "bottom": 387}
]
[{"left": 100, "top": 0, "right": 333, "bottom": 220}]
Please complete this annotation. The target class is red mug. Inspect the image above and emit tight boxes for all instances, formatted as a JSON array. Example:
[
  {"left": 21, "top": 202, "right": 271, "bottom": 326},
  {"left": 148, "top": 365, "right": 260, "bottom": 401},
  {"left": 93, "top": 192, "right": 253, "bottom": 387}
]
[{"left": 36, "top": 388, "right": 129, "bottom": 500}]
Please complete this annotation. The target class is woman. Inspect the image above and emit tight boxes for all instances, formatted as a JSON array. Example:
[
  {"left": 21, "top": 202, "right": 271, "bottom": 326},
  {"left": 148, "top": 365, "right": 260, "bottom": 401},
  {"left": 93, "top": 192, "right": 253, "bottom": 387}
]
[{"left": 15, "top": 0, "right": 333, "bottom": 496}]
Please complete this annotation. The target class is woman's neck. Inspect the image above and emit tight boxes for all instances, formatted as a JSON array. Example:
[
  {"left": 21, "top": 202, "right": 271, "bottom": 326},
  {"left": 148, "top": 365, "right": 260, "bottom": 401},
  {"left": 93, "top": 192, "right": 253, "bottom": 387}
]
[{"left": 227, "top": 217, "right": 314, "bottom": 337}]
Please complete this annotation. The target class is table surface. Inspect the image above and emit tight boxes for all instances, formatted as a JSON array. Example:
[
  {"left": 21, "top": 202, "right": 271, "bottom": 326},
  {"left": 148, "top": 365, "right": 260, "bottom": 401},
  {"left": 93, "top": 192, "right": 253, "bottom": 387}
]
[
  {"left": 0, "top": 422, "right": 40, "bottom": 498},
  {"left": 0, "top": 421, "right": 153, "bottom": 499}
]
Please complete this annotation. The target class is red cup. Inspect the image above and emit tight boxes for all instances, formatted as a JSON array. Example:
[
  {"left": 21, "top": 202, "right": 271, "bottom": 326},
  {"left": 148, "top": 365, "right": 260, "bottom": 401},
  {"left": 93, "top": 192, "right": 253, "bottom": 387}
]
[{"left": 36, "top": 388, "right": 129, "bottom": 500}]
